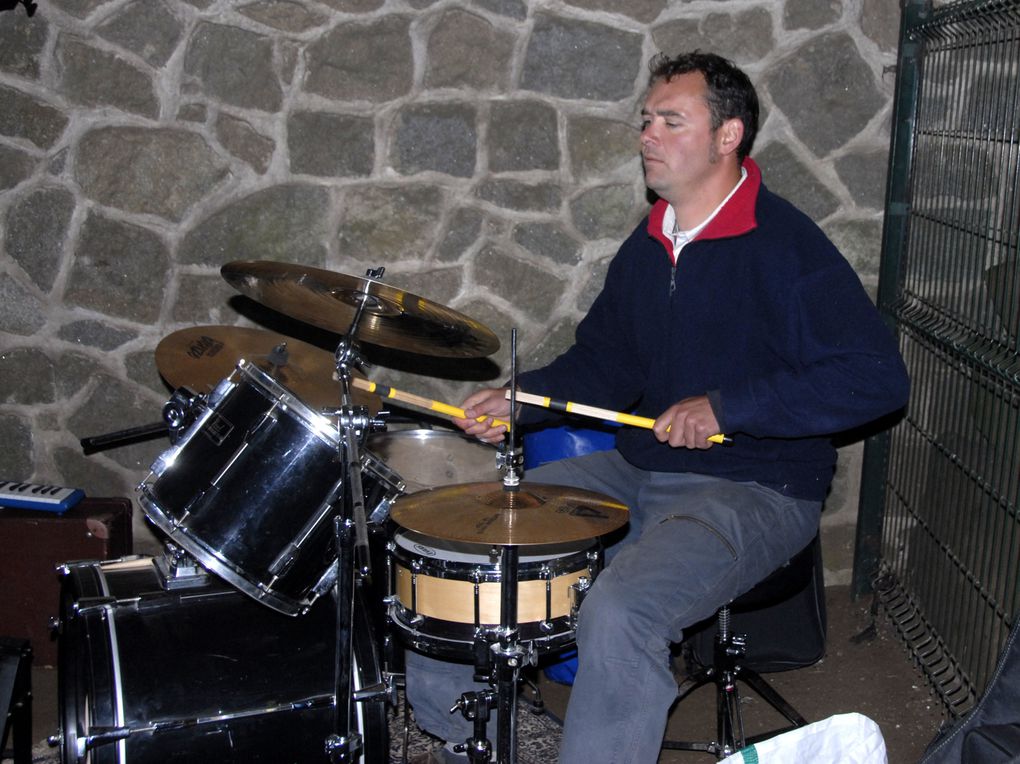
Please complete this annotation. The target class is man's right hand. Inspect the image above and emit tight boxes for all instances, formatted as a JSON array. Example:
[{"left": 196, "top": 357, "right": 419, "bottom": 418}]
[{"left": 452, "top": 387, "right": 514, "bottom": 444}]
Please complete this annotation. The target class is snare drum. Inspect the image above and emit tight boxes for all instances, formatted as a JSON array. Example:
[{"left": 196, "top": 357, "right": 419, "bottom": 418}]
[
  {"left": 138, "top": 360, "right": 403, "bottom": 615},
  {"left": 55, "top": 555, "right": 386, "bottom": 763},
  {"left": 388, "top": 529, "right": 601, "bottom": 659}
]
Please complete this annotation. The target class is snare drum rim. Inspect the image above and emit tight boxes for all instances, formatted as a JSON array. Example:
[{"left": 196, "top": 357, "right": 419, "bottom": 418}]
[{"left": 390, "top": 531, "right": 596, "bottom": 582}]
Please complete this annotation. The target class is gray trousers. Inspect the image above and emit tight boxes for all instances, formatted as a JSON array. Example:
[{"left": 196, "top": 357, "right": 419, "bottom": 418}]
[{"left": 404, "top": 450, "right": 822, "bottom": 764}]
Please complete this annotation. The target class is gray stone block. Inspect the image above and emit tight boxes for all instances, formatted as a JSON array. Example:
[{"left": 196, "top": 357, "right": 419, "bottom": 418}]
[
  {"left": 305, "top": 16, "right": 413, "bottom": 102},
  {"left": 475, "top": 242, "right": 567, "bottom": 322},
  {"left": 4, "top": 185, "right": 75, "bottom": 292},
  {"left": 784, "top": 0, "right": 842, "bottom": 31},
  {"left": 0, "top": 347, "right": 56, "bottom": 404},
  {"left": 0, "top": 414, "right": 33, "bottom": 480},
  {"left": 652, "top": 8, "right": 774, "bottom": 67},
  {"left": 489, "top": 100, "right": 559, "bottom": 172},
  {"left": 476, "top": 178, "right": 562, "bottom": 212},
  {"left": 215, "top": 113, "right": 274, "bottom": 173},
  {"left": 58, "top": 321, "right": 138, "bottom": 351},
  {"left": 755, "top": 141, "right": 839, "bottom": 222},
  {"left": 426, "top": 10, "right": 515, "bottom": 91},
  {"left": 0, "top": 85, "right": 68, "bottom": 149},
  {"left": 56, "top": 36, "right": 159, "bottom": 118},
  {"left": 522, "top": 14, "right": 643, "bottom": 101},
  {"left": 513, "top": 222, "right": 582, "bottom": 266},
  {"left": 184, "top": 22, "right": 282, "bottom": 112},
  {"left": 562, "top": 0, "right": 666, "bottom": 23},
  {"left": 568, "top": 116, "right": 639, "bottom": 181},
  {"left": 570, "top": 185, "right": 639, "bottom": 241},
  {"left": 75, "top": 126, "right": 227, "bottom": 221},
  {"left": 767, "top": 32, "right": 885, "bottom": 157},
  {"left": 239, "top": 0, "right": 329, "bottom": 33},
  {"left": 338, "top": 185, "right": 446, "bottom": 265},
  {"left": 65, "top": 213, "right": 170, "bottom": 323},
  {"left": 0, "top": 7, "right": 47, "bottom": 78},
  {"left": 96, "top": 0, "right": 185, "bottom": 68},
  {"left": 472, "top": 0, "right": 526, "bottom": 20},
  {"left": 437, "top": 207, "right": 485, "bottom": 262},
  {"left": 836, "top": 149, "right": 889, "bottom": 210},
  {"left": 392, "top": 102, "right": 478, "bottom": 178},
  {"left": 0, "top": 145, "right": 34, "bottom": 191},
  {"left": 288, "top": 111, "right": 374, "bottom": 177},
  {"left": 179, "top": 184, "right": 332, "bottom": 266},
  {"left": 0, "top": 274, "right": 46, "bottom": 336}
]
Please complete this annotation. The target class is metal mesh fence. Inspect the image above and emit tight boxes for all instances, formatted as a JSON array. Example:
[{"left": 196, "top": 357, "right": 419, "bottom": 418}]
[{"left": 875, "top": 0, "right": 1020, "bottom": 717}]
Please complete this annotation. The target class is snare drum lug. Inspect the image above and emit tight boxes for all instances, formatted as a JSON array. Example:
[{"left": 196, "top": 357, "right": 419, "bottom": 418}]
[{"left": 538, "top": 620, "right": 554, "bottom": 633}]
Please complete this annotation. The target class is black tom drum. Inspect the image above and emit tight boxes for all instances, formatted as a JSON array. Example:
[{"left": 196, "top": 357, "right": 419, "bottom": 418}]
[{"left": 138, "top": 360, "right": 403, "bottom": 615}]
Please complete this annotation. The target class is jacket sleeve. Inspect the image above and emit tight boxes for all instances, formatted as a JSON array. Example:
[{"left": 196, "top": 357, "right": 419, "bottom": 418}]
[{"left": 714, "top": 259, "right": 910, "bottom": 438}]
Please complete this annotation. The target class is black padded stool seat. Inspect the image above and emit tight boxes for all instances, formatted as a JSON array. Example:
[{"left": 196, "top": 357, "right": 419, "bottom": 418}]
[{"left": 661, "top": 536, "right": 820, "bottom": 759}]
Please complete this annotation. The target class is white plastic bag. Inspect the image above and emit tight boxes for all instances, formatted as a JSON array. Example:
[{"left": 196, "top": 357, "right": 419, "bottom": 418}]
[{"left": 722, "top": 712, "right": 888, "bottom": 764}]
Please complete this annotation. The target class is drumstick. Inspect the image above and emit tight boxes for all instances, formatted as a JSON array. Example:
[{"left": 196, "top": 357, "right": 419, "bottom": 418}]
[
  {"left": 508, "top": 390, "right": 732, "bottom": 445},
  {"left": 352, "top": 378, "right": 512, "bottom": 429}
]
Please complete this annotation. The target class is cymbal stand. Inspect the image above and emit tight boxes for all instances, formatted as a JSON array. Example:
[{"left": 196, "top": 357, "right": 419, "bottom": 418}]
[
  {"left": 456, "top": 330, "right": 526, "bottom": 764},
  {"left": 325, "top": 268, "right": 389, "bottom": 764}
]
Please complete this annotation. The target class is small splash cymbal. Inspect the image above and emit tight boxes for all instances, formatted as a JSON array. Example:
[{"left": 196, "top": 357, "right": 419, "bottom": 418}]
[
  {"left": 220, "top": 260, "right": 500, "bottom": 358},
  {"left": 155, "top": 325, "right": 380, "bottom": 412},
  {"left": 390, "top": 481, "right": 629, "bottom": 545}
]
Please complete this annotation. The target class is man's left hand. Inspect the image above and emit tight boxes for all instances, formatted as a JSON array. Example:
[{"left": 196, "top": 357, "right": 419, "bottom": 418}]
[{"left": 653, "top": 396, "right": 721, "bottom": 449}]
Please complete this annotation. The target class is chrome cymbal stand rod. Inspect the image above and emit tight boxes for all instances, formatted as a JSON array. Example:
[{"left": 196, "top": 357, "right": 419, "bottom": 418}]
[
  {"left": 326, "top": 267, "right": 389, "bottom": 763},
  {"left": 496, "top": 329, "right": 522, "bottom": 764}
]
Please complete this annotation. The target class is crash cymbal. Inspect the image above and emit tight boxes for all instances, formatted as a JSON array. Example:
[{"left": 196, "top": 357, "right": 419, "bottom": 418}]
[
  {"left": 220, "top": 260, "right": 500, "bottom": 358},
  {"left": 390, "top": 481, "right": 629, "bottom": 545},
  {"left": 155, "top": 325, "right": 380, "bottom": 413}
]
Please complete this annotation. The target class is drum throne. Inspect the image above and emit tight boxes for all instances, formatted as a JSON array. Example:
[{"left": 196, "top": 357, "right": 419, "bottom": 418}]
[{"left": 662, "top": 534, "right": 825, "bottom": 759}]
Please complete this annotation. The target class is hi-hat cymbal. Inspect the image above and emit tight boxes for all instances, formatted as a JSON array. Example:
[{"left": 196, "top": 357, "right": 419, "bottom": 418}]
[
  {"left": 221, "top": 260, "right": 500, "bottom": 358},
  {"left": 390, "top": 482, "right": 629, "bottom": 545},
  {"left": 155, "top": 325, "right": 381, "bottom": 412}
]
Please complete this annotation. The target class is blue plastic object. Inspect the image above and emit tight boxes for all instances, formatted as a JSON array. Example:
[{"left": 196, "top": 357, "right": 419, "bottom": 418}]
[
  {"left": 523, "top": 423, "right": 616, "bottom": 470},
  {"left": 523, "top": 423, "right": 616, "bottom": 685}
]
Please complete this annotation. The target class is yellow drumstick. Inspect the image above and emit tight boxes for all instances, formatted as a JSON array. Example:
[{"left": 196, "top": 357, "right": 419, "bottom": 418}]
[
  {"left": 508, "top": 390, "right": 732, "bottom": 445},
  {"left": 352, "top": 378, "right": 512, "bottom": 429}
]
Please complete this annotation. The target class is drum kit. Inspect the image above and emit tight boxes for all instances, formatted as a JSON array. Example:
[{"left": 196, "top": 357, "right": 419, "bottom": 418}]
[{"left": 57, "top": 261, "right": 629, "bottom": 764}]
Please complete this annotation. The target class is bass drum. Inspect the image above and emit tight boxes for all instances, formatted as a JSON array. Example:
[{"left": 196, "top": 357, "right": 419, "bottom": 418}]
[{"left": 56, "top": 556, "right": 387, "bottom": 764}]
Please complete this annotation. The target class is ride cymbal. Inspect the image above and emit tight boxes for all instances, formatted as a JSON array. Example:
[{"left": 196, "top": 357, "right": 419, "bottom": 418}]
[
  {"left": 154, "top": 325, "right": 380, "bottom": 412},
  {"left": 220, "top": 260, "right": 500, "bottom": 358},
  {"left": 390, "top": 481, "right": 629, "bottom": 545}
]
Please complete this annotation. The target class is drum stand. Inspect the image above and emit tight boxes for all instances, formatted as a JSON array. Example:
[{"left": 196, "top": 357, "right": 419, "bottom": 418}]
[
  {"left": 324, "top": 274, "right": 394, "bottom": 764},
  {"left": 451, "top": 331, "right": 528, "bottom": 764}
]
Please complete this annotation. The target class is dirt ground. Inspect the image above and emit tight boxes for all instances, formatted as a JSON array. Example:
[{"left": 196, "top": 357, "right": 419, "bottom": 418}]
[{"left": 534, "top": 584, "right": 947, "bottom": 763}]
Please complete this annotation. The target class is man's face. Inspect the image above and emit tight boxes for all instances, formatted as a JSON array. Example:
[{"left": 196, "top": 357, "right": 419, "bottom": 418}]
[{"left": 640, "top": 72, "right": 726, "bottom": 205}]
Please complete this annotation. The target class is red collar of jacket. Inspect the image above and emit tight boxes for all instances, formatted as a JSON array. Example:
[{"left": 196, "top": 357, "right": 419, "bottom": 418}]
[{"left": 646, "top": 157, "right": 761, "bottom": 259}]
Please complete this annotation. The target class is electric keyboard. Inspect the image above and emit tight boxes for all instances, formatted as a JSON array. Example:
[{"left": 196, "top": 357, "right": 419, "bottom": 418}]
[{"left": 0, "top": 481, "right": 85, "bottom": 513}]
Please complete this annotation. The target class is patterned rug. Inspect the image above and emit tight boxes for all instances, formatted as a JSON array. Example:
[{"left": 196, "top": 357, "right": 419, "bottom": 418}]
[{"left": 390, "top": 692, "right": 564, "bottom": 763}]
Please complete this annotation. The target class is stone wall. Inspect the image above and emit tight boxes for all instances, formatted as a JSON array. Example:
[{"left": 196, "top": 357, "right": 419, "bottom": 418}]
[{"left": 0, "top": 0, "right": 901, "bottom": 582}]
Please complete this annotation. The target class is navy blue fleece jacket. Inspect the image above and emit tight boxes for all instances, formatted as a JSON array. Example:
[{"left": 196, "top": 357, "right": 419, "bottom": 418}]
[{"left": 517, "top": 159, "right": 909, "bottom": 502}]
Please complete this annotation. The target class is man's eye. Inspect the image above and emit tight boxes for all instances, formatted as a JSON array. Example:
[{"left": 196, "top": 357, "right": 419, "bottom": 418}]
[{"left": 665, "top": 122, "right": 679, "bottom": 128}]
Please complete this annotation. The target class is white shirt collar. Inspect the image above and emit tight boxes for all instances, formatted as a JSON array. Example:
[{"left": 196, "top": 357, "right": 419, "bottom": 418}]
[{"left": 662, "top": 166, "right": 748, "bottom": 261}]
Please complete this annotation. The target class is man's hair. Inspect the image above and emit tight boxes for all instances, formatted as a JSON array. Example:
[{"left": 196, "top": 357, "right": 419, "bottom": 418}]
[{"left": 648, "top": 51, "right": 759, "bottom": 161}]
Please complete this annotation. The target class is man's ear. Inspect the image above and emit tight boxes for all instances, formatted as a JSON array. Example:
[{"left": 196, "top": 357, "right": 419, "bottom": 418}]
[{"left": 717, "top": 118, "right": 744, "bottom": 158}]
